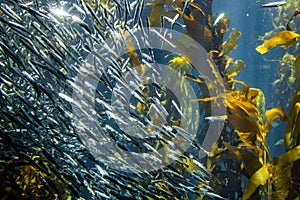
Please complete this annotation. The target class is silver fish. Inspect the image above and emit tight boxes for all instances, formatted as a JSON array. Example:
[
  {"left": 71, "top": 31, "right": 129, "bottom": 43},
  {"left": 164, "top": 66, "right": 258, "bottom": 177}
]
[
  {"left": 213, "top": 13, "right": 225, "bottom": 27},
  {"left": 205, "top": 115, "right": 227, "bottom": 122},
  {"left": 261, "top": 1, "right": 287, "bottom": 7}
]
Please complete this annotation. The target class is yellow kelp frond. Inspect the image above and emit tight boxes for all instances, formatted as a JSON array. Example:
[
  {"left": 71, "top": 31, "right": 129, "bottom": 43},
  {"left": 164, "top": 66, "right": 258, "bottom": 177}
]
[
  {"left": 213, "top": 13, "right": 230, "bottom": 36},
  {"left": 242, "top": 164, "right": 271, "bottom": 200},
  {"left": 153, "top": 182, "right": 173, "bottom": 198},
  {"left": 229, "top": 80, "right": 249, "bottom": 91},
  {"left": 251, "top": 88, "right": 266, "bottom": 119},
  {"left": 276, "top": 145, "right": 300, "bottom": 166},
  {"left": 225, "top": 60, "right": 245, "bottom": 79},
  {"left": 168, "top": 2, "right": 213, "bottom": 52},
  {"left": 149, "top": 1, "right": 164, "bottom": 27},
  {"left": 168, "top": 56, "right": 192, "bottom": 74},
  {"left": 272, "top": 53, "right": 297, "bottom": 96},
  {"left": 224, "top": 143, "right": 263, "bottom": 177},
  {"left": 247, "top": 88, "right": 260, "bottom": 101},
  {"left": 272, "top": 162, "right": 291, "bottom": 200},
  {"left": 238, "top": 149, "right": 263, "bottom": 177},
  {"left": 223, "top": 56, "right": 234, "bottom": 70},
  {"left": 241, "top": 146, "right": 300, "bottom": 200},
  {"left": 125, "top": 34, "right": 146, "bottom": 75},
  {"left": 227, "top": 98, "right": 259, "bottom": 118},
  {"left": 265, "top": 106, "right": 288, "bottom": 132},
  {"left": 169, "top": 56, "right": 190, "bottom": 66},
  {"left": 2, "top": 159, "right": 72, "bottom": 199},
  {"left": 194, "top": 93, "right": 226, "bottom": 102},
  {"left": 272, "top": 146, "right": 300, "bottom": 199},
  {"left": 256, "top": 30, "right": 300, "bottom": 54},
  {"left": 227, "top": 112, "right": 261, "bottom": 135},
  {"left": 219, "top": 28, "right": 242, "bottom": 56},
  {"left": 181, "top": 157, "right": 204, "bottom": 173},
  {"left": 235, "top": 131, "right": 263, "bottom": 157}
]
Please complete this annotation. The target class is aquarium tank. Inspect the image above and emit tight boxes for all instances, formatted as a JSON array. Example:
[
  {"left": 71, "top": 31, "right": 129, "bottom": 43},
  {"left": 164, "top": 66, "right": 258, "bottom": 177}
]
[{"left": 1, "top": 0, "right": 300, "bottom": 199}]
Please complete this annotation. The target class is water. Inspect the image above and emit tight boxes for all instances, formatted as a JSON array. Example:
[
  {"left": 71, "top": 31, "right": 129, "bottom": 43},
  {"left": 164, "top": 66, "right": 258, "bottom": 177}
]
[{"left": 1, "top": 0, "right": 300, "bottom": 199}]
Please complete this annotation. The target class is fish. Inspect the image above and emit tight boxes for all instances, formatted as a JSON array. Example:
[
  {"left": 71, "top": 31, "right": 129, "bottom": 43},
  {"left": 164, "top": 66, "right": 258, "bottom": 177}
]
[
  {"left": 261, "top": 1, "right": 287, "bottom": 7},
  {"left": 213, "top": 13, "right": 225, "bottom": 27},
  {"left": 0, "top": 16, "right": 31, "bottom": 36},
  {"left": 133, "top": 0, "right": 144, "bottom": 25},
  {"left": 19, "top": 3, "right": 49, "bottom": 19},
  {"left": 161, "top": 14, "right": 185, "bottom": 30},
  {"left": 0, "top": 4, "right": 22, "bottom": 22},
  {"left": 205, "top": 115, "right": 228, "bottom": 122},
  {"left": 0, "top": 40, "right": 25, "bottom": 69},
  {"left": 274, "top": 139, "right": 284, "bottom": 146}
]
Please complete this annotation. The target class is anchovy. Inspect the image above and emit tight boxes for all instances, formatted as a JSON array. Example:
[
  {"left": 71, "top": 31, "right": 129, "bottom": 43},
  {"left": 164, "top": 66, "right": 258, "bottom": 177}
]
[
  {"left": 124, "top": 0, "right": 132, "bottom": 20},
  {"left": 18, "top": 35, "right": 40, "bottom": 57},
  {"left": 0, "top": 4, "right": 22, "bottom": 22},
  {"left": 261, "top": 1, "right": 287, "bottom": 7},
  {"left": 0, "top": 40, "right": 25, "bottom": 68},
  {"left": 133, "top": 0, "right": 144, "bottom": 24},
  {"left": 161, "top": 14, "right": 184, "bottom": 30},
  {"left": 181, "top": 0, "right": 191, "bottom": 18},
  {"left": 19, "top": 3, "right": 49, "bottom": 19},
  {"left": 0, "top": 16, "right": 31, "bottom": 35},
  {"left": 205, "top": 115, "right": 227, "bottom": 122},
  {"left": 213, "top": 13, "right": 225, "bottom": 27}
]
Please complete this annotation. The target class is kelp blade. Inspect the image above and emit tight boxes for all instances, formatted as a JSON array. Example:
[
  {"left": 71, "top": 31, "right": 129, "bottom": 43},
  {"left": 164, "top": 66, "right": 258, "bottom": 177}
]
[
  {"left": 256, "top": 30, "right": 300, "bottom": 54},
  {"left": 242, "top": 165, "right": 270, "bottom": 200}
]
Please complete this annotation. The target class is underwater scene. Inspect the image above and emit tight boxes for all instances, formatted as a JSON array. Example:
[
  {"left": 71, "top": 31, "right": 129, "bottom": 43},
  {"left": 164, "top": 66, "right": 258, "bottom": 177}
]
[{"left": 1, "top": 0, "right": 300, "bottom": 199}]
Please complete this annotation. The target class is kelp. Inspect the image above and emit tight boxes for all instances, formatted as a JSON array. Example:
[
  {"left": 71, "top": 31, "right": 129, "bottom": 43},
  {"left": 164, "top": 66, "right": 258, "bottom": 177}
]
[
  {"left": 219, "top": 28, "right": 242, "bottom": 56},
  {"left": 256, "top": 30, "right": 300, "bottom": 54},
  {"left": 251, "top": 88, "right": 266, "bottom": 119},
  {"left": 252, "top": 9, "right": 300, "bottom": 199},
  {"left": 271, "top": 53, "right": 297, "bottom": 114},
  {"left": 147, "top": 0, "right": 230, "bottom": 55},
  {"left": 199, "top": 72, "right": 289, "bottom": 198},
  {"left": 278, "top": 52, "right": 300, "bottom": 196},
  {"left": 225, "top": 60, "right": 245, "bottom": 79},
  {"left": 285, "top": 54, "right": 300, "bottom": 151},
  {"left": 265, "top": 1, "right": 300, "bottom": 115},
  {"left": 197, "top": 26, "right": 300, "bottom": 197},
  {"left": 257, "top": 7, "right": 300, "bottom": 54},
  {"left": 242, "top": 164, "right": 270, "bottom": 200},
  {"left": 286, "top": 9, "right": 300, "bottom": 31},
  {"left": 265, "top": 106, "right": 288, "bottom": 132},
  {"left": 243, "top": 145, "right": 300, "bottom": 200},
  {"left": 145, "top": 2, "right": 269, "bottom": 199}
]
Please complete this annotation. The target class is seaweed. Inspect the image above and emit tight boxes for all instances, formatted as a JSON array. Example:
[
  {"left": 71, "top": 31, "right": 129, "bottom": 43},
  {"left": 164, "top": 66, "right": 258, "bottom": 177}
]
[{"left": 2, "top": 0, "right": 300, "bottom": 199}]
